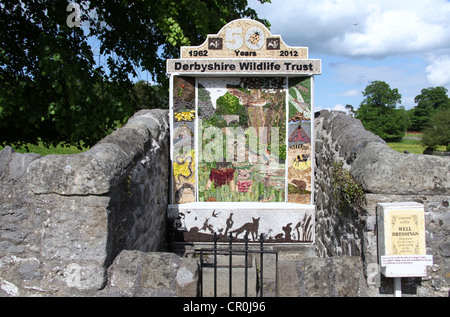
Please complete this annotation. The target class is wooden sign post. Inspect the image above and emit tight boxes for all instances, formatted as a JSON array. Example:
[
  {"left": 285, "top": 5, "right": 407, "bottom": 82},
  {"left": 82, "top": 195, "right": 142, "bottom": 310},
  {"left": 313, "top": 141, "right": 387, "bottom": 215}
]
[{"left": 377, "top": 202, "right": 433, "bottom": 296}]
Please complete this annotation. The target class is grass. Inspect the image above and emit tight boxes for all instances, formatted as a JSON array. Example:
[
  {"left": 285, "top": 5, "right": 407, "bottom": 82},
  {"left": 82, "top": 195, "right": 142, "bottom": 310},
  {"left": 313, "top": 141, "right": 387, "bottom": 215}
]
[
  {"left": 386, "top": 133, "right": 446, "bottom": 154},
  {"left": 387, "top": 139, "right": 426, "bottom": 154},
  {"left": 1, "top": 142, "right": 88, "bottom": 156},
  {"left": 198, "top": 163, "right": 285, "bottom": 202},
  {"left": 3, "top": 133, "right": 445, "bottom": 158}
]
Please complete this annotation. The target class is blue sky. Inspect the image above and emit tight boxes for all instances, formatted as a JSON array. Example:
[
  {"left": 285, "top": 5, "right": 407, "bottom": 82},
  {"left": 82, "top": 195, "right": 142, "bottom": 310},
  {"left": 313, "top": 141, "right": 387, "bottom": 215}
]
[{"left": 249, "top": 0, "right": 450, "bottom": 112}]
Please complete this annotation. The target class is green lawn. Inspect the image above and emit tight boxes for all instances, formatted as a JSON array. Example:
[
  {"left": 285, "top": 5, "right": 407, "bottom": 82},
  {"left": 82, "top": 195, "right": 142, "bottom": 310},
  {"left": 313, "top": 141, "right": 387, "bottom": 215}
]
[
  {"left": 2, "top": 133, "right": 445, "bottom": 157},
  {"left": 1, "top": 142, "right": 88, "bottom": 156},
  {"left": 387, "top": 139, "right": 426, "bottom": 154},
  {"left": 387, "top": 133, "right": 446, "bottom": 154}
]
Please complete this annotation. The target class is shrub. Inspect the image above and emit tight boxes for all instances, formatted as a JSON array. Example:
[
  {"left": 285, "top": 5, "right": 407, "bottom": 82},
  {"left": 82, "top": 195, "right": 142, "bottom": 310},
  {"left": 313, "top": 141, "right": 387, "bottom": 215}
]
[
  {"left": 331, "top": 161, "right": 365, "bottom": 214},
  {"left": 422, "top": 109, "right": 450, "bottom": 151}
]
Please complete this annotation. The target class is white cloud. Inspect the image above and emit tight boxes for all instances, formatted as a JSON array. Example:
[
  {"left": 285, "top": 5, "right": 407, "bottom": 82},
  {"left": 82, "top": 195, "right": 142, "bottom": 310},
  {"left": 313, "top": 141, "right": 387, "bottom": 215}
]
[
  {"left": 318, "top": 104, "right": 350, "bottom": 114},
  {"left": 251, "top": 0, "right": 450, "bottom": 58},
  {"left": 426, "top": 55, "right": 450, "bottom": 86},
  {"left": 249, "top": 0, "right": 450, "bottom": 110},
  {"left": 342, "top": 89, "right": 359, "bottom": 97},
  {"left": 331, "top": 3, "right": 449, "bottom": 57},
  {"left": 332, "top": 104, "right": 349, "bottom": 113}
]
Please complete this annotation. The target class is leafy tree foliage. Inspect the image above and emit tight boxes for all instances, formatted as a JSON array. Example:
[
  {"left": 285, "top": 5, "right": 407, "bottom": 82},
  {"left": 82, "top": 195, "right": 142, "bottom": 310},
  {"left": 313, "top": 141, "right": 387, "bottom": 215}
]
[
  {"left": 85, "top": 0, "right": 269, "bottom": 86},
  {"left": 355, "top": 81, "right": 408, "bottom": 140},
  {"left": 216, "top": 92, "right": 248, "bottom": 126},
  {"left": 133, "top": 81, "right": 169, "bottom": 110},
  {"left": 422, "top": 109, "right": 450, "bottom": 151},
  {"left": 0, "top": 0, "right": 270, "bottom": 149},
  {"left": 1, "top": 1, "right": 125, "bottom": 149},
  {"left": 345, "top": 104, "right": 355, "bottom": 117},
  {"left": 409, "top": 87, "right": 450, "bottom": 132}
]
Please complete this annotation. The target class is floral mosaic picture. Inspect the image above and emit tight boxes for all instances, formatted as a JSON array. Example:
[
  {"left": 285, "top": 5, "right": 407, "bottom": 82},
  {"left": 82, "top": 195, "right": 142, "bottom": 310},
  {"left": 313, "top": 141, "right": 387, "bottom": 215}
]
[
  {"left": 172, "top": 76, "right": 196, "bottom": 204},
  {"left": 197, "top": 77, "right": 286, "bottom": 203},
  {"left": 287, "top": 77, "right": 312, "bottom": 204},
  {"left": 171, "top": 76, "right": 313, "bottom": 205}
]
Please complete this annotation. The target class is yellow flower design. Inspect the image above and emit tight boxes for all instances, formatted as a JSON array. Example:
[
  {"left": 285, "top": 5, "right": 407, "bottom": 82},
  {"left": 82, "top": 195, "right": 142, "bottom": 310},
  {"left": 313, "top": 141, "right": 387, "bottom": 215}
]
[
  {"left": 174, "top": 112, "right": 183, "bottom": 121},
  {"left": 174, "top": 110, "right": 195, "bottom": 122}
]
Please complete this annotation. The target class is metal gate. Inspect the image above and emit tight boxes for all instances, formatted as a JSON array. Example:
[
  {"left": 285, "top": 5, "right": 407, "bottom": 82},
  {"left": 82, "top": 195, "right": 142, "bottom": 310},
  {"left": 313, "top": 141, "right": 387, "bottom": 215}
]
[{"left": 195, "top": 232, "right": 278, "bottom": 297}]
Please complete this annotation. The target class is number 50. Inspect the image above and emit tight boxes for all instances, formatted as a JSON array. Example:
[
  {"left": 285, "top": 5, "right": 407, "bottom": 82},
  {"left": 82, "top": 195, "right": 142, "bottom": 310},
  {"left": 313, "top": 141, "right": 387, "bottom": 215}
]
[{"left": 224, "top": 27, "right": 265, "bottom": 50}]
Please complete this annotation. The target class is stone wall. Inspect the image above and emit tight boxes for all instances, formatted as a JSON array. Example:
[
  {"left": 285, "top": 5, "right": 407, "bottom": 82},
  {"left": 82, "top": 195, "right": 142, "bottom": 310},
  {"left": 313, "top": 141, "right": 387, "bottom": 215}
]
[
  {"left": 314, "top": 110, "right": 449, "bottom": 296},
  {"left": 0, "top": 109, "right": 189, "bottom": 296},
  {"left": 1, "top": 107, "right": 448, "bottom": 297}
]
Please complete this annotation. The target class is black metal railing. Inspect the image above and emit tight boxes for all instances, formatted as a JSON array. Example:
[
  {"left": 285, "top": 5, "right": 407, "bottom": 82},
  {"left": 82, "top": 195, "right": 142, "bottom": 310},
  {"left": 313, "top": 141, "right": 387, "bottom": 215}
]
[{"left": 195, "top": 232, "right": 278, "bottom": 297}]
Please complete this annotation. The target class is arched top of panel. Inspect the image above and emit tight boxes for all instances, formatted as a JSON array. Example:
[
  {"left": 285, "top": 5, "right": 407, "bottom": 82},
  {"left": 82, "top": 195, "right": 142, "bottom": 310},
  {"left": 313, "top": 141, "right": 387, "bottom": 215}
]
[
  {"left": 167, "top": 19, "right": 321, "bottom": 76},
  {"left": 180, "top": 18, "right": 309, "bottom": 60}
]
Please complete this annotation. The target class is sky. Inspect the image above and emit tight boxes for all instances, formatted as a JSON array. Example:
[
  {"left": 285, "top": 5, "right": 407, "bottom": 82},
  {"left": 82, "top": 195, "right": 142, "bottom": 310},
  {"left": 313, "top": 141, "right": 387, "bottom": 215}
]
[{"left": 248, "top": 0, "right": 450, "bottom": 112}]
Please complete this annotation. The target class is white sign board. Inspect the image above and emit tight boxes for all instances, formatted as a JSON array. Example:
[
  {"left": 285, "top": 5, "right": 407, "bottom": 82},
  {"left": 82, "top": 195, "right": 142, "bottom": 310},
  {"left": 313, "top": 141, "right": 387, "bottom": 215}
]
[
  {"left": 380, "top": 255, "right": 433, "bottom": 267},
  {"left": 377, "top": 202, "right": 432, "bottom": 278},
  {"left": 380, "top": 255, "right": 433, "bottom": 278}
]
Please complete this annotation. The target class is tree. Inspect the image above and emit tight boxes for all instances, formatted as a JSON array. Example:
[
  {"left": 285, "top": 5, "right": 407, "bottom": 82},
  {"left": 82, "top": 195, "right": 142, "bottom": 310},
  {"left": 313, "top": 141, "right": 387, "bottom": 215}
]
[
  {"left": 409, "top": 87, "right": 450, "bottom": 132},
  {"left": 345, "top": 104, "right": 354, "bottom": 117},
  {"left": 422, "top": 109, "right": 450, "bottom": 151},
  {"left": 133, "top": 81, "right": 169, "bottom": 110},
  {"left": 355, "top": 81, "right": 407, "bottom": 140},
  {"left": 0, "top": 0, "right": 270, "bottom": 149}
]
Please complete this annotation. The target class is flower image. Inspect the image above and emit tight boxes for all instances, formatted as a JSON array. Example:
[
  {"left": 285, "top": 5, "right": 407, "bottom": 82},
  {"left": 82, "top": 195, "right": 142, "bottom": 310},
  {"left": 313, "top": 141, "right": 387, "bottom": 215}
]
[
  {"left": 183, "top": 110, "right": 195, "bottom": 121},
  {"left": 209, "top": 168, "right": 234, "bottom": 187},
  {"left": 177, "top": 84, "right": 185, "bottom": 97},
  {"left": 174, "top": 110, "right": 195, "bottom": 121},
  {"left": 237, "top": 180, "right": 253, "bottom": 193},
  {"left": 174, "top": 112, "right": 183, "bottom": 121}
]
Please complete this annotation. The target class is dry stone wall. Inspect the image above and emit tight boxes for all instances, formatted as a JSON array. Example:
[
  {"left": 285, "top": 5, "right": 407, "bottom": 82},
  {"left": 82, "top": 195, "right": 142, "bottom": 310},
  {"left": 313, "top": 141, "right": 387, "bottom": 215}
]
[
  {"left": 1, "top": 107, "right": 448, "bottom": 297},
  {"left": 314, "top": 110, "right": 449, "bottom": 296},
  {"left": 0, "top": 109, "right": 192, "bottom": 296}
]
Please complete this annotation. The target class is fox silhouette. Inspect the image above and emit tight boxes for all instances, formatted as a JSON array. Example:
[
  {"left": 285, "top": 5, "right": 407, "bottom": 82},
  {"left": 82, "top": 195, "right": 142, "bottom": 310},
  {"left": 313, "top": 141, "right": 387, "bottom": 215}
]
[{"left": 230, "top": 217, "right": 260, "bottom": 240}]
